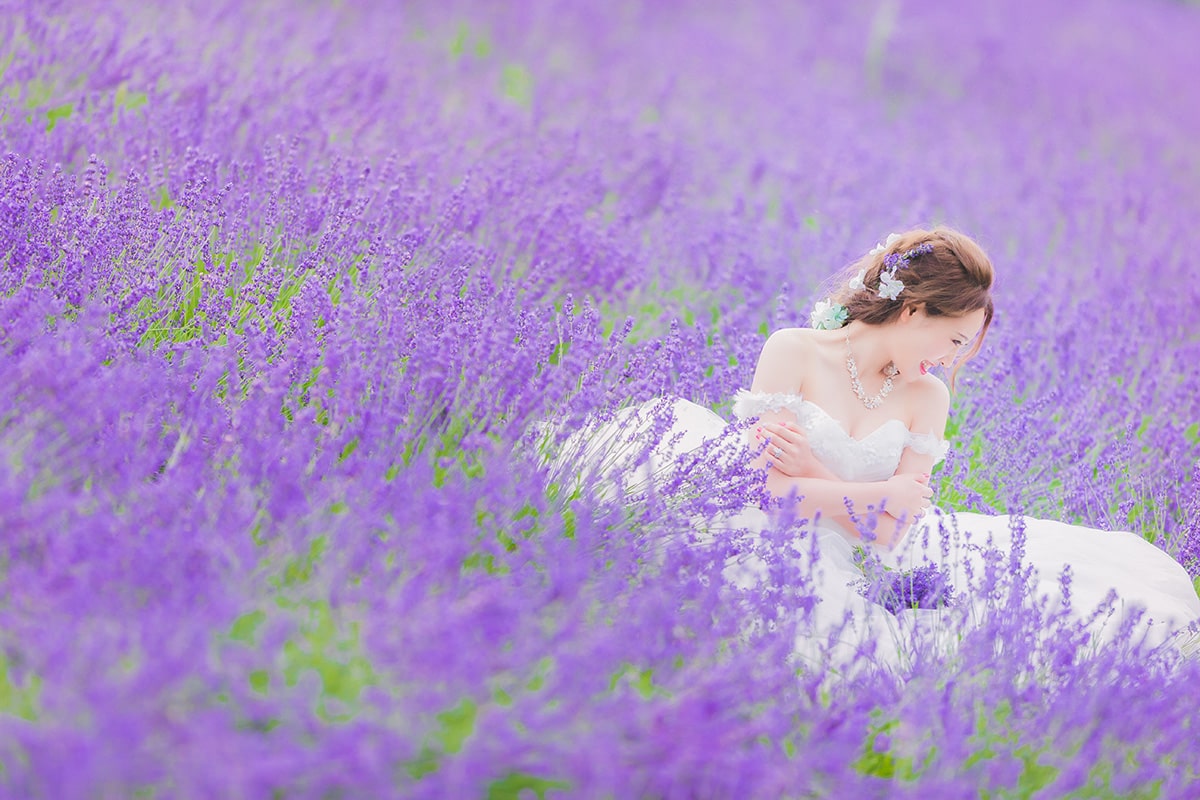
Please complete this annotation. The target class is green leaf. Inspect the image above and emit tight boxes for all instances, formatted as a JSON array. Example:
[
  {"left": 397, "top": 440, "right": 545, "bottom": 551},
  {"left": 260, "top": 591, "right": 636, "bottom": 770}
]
[
  {"left": 548, "top": 340, "right": 570, "bottom": 365},
  {"left": 501, "top": 63, "right": 533, "bottom": 107},
  {"left": 1185, "top": 421, "right": 1200, "bottom": 444},
  {"left": 281, "top": 535, "right": 328, "bottom": 585},
  {"left": 249, "top": 669, "right": 270, "bottom": 695},
  {"left": 152, "top": 184, "right": 174, "bottom": 210},
  {"left": 406, "top": 747, "right": 440, "bottom": 780},
  {"left": 448, "top": 21, "right": 469, "bottom": 58},
  {"left": 436, "top": 698, "right": 477, "bottom": 754},
  {"left": 338, "top": 437, "right": 359, "bottom": 462},
  {"left": 853, "top": 719, "right": 900, "bottom": 779},
  {"left": 526, "top": 657, "right": 553, "bottom": 691},
  {"left": 114, "top": 83, "right": 148, "bottom": 111},
  {"left": 229, "top": 610, "right": 266, "bottom": 645},
  {"left": 44, "top": 102, "right": 73, "bottom": 131},
  {"left": 0, "top": 656, "right": 41, "bottom": 721},
  {"left": 487, "top": 772, "right": 571, "bottom": 800},
  {"left": 631, "top": 668, "right": 656, "bottom": 699},
  {"left": 1015, "top": 745, "right": 1059, "bottom": 795}
]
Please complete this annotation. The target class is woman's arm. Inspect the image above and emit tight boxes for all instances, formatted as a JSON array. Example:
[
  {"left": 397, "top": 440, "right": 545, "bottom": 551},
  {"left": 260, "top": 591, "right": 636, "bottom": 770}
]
[
  {"left": 875, "top": 374, "right": 951, "bottom": 542},
  {"left": 746, "top": 330, "right": 931, "bottom": 545},
  {"left": 746, "top": 330, "right": 947, "bottom": 547},
  {"left": 742, "top": 329, "right": 811, "bottom": 475},
  {"left": 894, "top": 375, "right": 949, "bottom": 477},
  {"left": 756, "top": 421, "right": 873, "bottom": 534},
  {"left": 765, "top": 470, "right": 932, "bottom": 547}
]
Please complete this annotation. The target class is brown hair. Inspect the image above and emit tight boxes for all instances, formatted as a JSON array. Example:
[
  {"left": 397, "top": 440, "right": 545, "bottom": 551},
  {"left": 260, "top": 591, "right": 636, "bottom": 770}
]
[{"left": 829, "top": 226, "right": 995, "bottom": 389}]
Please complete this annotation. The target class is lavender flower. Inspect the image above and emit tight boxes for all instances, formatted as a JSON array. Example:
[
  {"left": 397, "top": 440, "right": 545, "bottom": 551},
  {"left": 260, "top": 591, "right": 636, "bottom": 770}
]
[
  {"left": 880, "top": 564, "right": 957, "bottom": 614},
  {"left": 0, "top": 0, "right": 1198, "bottom": 796}
]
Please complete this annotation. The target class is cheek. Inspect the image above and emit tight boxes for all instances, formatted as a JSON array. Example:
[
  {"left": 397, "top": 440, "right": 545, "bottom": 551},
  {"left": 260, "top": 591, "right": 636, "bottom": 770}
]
[
  {"left": 935, "top": 326, "right": 960, "bottom": 350},
  {"left": 919, "top": 331, "right": 943, "bottom": 354},
  {"left": 921, "top": 336, "right": 950, "bottom": 362}
]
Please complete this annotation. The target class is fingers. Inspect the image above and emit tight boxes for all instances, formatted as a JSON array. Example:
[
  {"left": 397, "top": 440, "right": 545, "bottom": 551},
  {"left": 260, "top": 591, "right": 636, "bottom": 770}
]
[
  {"left": 754, "top": 426, "right": 784, "bottom": 449},
  {"left": 754, "top": 430, "right": 789, "bottom": 462},
  {"left": 900, "top": 481, "right": 933, "bottom": 519},
  {"left": 754, "top": 427, "right": 786, "bottom": 446},
  {"left": 758, "top": 422, "right": 803, "bottom": 444}
]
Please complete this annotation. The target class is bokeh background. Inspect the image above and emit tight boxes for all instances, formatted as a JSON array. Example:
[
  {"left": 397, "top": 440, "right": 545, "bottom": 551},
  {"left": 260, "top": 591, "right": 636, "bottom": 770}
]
[{"left": 2, "top": 1, "right": 1199, "bottom": 796}]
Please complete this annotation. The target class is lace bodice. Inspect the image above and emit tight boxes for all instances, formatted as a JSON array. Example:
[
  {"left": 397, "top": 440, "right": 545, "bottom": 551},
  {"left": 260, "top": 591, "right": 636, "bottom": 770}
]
[{"left": 731, "top": 389, "right": 949, "bottom": 482}]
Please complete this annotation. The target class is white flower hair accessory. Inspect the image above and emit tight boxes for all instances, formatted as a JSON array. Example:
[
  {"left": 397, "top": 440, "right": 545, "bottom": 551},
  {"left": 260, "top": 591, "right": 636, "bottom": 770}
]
[
  {"left": 868, "top": 237, "right": 940, "bottom": 303},
  {"left": 808, "top": 237, "right": 934, "bottom": 330},
  {"left": 877, "top": 271, "right": 905, "bottom": 300},
  {"left": 869, "top": 233, "right": 901, "bottom": 256},
  {"left": 870, "top": 240, "right": 934, "bottom": 301},
  {"left": 809, "top": 298, "right": 848, "bottom": 330}
]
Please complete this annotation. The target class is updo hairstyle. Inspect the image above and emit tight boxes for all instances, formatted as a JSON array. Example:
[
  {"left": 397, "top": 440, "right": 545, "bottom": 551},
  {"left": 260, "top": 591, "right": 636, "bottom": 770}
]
[{"left": 830, "top": 226, "right": 995, "bottom": 385}]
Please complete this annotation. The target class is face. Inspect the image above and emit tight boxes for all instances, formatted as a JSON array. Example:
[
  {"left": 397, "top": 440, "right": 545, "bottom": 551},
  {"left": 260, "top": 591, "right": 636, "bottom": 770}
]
[{"left": 891, "top": 305, "right": 987, "bottom": 381}]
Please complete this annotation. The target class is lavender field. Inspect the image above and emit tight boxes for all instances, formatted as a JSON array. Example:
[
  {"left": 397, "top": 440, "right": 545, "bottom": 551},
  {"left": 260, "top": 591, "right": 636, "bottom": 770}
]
[{"left": 3, "top": 0, "right": 1200, "bottom": 797}]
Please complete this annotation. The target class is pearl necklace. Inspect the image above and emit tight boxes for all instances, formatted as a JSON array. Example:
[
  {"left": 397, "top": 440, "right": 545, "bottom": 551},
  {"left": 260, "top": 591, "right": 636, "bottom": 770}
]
[{"left": 844, "top": 334, "right": 898, "bottom": 410}]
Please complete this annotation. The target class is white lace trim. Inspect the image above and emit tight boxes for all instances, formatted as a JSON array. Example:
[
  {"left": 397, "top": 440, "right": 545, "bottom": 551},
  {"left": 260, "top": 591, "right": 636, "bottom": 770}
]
[
  {"left": 904, "top": 431, "right": 951, "bottom": 460},
  {"left": 731, "top": 389, "right": 949, "bottom": 463},
  {"left": 731, "top": 388, "right": 805, "bottom": 420}
]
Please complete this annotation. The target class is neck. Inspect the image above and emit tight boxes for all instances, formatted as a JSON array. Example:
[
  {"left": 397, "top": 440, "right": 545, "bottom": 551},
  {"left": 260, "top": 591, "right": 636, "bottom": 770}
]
[{"left": 843, "top": 322, "right": 895, "bottom": 381}]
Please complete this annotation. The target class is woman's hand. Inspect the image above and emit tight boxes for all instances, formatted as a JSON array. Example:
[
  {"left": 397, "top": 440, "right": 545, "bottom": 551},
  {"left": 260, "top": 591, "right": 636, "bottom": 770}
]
[
  {"left": 880, "top": 472, "right": 933, "bottom": 523},
  {"left": 756, "top": 421, "right": 816, "bottom": 477},
  {"left": 871, "top": 512, "right": 910, "bottom": 549}
]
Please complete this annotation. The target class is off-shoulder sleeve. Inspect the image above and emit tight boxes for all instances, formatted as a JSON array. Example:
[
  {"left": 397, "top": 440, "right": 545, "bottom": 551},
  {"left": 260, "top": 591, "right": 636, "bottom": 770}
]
[
  {"left": 731, "top": 389, "right": 805, "bottom": 421},
  {"left": 904, "top": 431, "right": 950, "bottom": 463}
]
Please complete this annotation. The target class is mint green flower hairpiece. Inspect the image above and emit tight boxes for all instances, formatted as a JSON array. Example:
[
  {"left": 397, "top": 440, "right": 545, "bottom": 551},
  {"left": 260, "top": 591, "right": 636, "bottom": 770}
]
[
  {"left": 808, "top": 236, "right": 934, "bottom": 329},
  {"left": 809, "top": 298, "right": 848, "bottom": 330}
]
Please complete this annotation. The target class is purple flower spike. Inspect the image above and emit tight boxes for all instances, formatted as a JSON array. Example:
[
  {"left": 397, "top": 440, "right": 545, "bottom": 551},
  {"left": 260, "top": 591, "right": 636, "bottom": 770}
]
[{"left": 0, "top": 0, "right": 1198, "bottom": 796}]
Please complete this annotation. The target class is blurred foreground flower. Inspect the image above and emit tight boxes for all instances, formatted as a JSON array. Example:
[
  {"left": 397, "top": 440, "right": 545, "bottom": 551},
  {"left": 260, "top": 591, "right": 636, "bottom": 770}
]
[{"left": 855, "top": 552, "right": 957, "bottom": 614}]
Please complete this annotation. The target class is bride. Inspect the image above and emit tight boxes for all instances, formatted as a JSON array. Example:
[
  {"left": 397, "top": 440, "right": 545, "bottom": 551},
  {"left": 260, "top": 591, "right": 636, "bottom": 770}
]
[{"left": 554, "top": 226, "right": 1200, "bottom": 667}]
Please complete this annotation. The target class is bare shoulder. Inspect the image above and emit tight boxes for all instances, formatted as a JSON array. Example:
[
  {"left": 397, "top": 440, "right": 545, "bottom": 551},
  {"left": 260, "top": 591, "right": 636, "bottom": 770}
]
[
  {"left": 762, "top": 327, "right": 816, "bottom": 358},
  {"left": 909, "top": 373, "right": 950, "bottom": 405},
  {"left": 904, "top": 373, "right": 951, "bottom": 431},
  {"left": 751, "top": 327, "right": 817, "bottom": 393}
]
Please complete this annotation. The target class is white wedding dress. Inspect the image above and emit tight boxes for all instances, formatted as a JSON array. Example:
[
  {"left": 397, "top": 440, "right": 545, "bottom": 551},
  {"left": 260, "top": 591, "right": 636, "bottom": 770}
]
[{"left": 553, "top": 391, "right": 1200, "bottom": 669}]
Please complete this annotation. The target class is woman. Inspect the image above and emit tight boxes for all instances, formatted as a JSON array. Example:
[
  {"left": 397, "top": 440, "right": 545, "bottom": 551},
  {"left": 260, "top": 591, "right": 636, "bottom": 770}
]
[
  {"left": 740, "top": 227, "right": 986, "bottom": 551},
  {"left": 555, "top": 227, "right": 1199, "bottom": 666}
]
